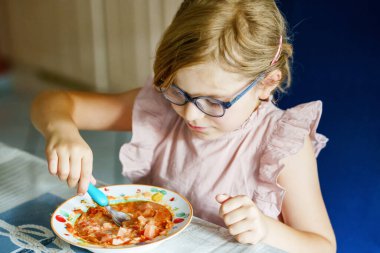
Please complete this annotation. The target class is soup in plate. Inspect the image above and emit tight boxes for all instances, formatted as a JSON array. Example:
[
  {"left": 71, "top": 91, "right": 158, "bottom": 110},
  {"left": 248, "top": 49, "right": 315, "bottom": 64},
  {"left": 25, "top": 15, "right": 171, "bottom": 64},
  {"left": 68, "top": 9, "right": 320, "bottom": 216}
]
[{"left": 67, "top": 201, "right": 174, "bottom": 246}]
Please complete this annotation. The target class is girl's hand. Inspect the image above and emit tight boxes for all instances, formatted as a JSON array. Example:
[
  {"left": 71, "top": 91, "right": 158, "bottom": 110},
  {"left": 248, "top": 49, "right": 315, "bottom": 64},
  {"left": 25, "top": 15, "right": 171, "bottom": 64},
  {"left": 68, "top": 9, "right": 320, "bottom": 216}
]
[
  {"left": 45, "top": 128, "right": 96, "bottom": 195},
  {"left": 216, "top": 194, "right": 268, "bottom": 244}
]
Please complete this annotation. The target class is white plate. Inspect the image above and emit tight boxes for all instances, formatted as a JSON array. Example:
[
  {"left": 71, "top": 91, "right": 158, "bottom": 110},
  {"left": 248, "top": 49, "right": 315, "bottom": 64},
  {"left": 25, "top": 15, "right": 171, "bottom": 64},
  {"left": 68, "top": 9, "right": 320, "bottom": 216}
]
[{"left": 51, "top": 184, "right": 193, "bottom": 253}]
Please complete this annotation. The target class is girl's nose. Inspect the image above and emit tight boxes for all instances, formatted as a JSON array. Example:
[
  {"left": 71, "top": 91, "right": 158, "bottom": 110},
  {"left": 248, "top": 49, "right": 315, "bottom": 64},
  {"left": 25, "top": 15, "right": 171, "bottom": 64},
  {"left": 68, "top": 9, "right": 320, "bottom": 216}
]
[{"left": 183, "top": 102, "right": 205, "bottom": 121}]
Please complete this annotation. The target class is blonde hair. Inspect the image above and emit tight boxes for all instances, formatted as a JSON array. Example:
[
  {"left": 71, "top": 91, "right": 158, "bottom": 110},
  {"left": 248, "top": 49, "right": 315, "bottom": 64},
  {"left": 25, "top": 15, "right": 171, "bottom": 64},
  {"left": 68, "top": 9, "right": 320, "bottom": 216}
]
[{"left": 153, "top": 0, "right": 293, "bottom": 95}]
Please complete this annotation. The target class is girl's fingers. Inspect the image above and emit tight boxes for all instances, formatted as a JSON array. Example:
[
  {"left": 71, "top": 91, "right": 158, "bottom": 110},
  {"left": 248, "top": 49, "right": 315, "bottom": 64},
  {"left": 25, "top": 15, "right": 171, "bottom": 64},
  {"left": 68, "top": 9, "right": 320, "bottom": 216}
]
[
  {"left": 216, "top": 195, "right": 266, "bottom": 245},
  {"left": 216, "top": 194, "right": 232, "bottom": 217},
  {"left": 77, "top": 154, "right": 93, "bottom": 195},
  {"left": 67, "top": 155, "right": 81, "bottom": 188},
  {"left": 228, "top": 219, "right": 254, "bottom": 236},
  {"left": 57, "top": 152, "right": 70, "bottom": 181},
  {"left": 90, "top": 175, "right": 97, "bottom": 185},
  {"left": 47, "top": 150, "right": 58, "bottom": 175},
  {"left": 223, "top": 207, "right": 251, "bottom": 226},
  {"left": 219, "top": 195, "right": 253, "bottom": 215},
  {"left": 235, "top": 230, "right": 262, "bottom": 245},
  {"left": 45, "top": 139, "right": 94, "bottom": 194},
  {"left": 216, "top": 194, "right": 230, "bottom": 203}
]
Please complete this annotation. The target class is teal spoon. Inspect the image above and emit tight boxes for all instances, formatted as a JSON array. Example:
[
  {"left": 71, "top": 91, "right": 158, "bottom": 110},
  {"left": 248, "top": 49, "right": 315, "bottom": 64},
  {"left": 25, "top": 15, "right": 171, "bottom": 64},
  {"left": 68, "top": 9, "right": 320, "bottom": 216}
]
[{"left": 87, "top": 183, "right": 131, "bottom": 226}]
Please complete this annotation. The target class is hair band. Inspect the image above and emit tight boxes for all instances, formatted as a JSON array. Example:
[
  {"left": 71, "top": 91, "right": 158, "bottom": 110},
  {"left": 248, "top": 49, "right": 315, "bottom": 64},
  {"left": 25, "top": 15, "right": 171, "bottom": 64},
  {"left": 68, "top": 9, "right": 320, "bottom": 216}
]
[{"left": 270, "top": 35, "right": 283, "bottom": 66}]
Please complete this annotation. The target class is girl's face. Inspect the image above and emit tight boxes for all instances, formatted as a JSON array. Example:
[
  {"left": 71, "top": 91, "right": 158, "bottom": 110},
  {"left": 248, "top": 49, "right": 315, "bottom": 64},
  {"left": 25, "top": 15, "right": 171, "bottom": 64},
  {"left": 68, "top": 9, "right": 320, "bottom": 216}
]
[{"left": 171, "top": 62, "right": 262, "bottom": 140}]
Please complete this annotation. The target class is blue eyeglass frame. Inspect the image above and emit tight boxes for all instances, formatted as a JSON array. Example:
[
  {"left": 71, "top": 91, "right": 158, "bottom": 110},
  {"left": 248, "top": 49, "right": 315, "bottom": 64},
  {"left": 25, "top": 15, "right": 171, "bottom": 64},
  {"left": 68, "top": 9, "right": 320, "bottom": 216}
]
[{"left": 160, "top": 73, "right": 265, "bottom": 117}]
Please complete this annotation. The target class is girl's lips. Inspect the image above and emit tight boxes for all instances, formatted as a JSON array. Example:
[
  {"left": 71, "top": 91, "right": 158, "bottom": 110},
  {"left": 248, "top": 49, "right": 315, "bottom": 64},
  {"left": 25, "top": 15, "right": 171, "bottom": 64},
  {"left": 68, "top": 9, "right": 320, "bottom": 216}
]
[{"left": 187, "top": 122, "right": 208, "bottom": 132}]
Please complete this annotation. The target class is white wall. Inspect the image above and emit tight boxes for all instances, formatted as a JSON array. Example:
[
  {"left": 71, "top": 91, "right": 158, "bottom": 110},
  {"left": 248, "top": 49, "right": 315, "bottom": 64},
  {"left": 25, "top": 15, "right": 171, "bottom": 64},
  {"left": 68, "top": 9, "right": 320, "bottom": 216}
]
[{"left": 0, "top": 0, "right": 182, "bottom": 91}]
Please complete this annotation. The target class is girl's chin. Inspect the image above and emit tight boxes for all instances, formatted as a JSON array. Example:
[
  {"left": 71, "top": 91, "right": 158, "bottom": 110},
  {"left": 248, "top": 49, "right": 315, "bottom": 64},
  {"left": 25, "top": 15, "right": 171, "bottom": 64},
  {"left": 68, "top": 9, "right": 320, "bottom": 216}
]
[{"left": 189, "top": 129, "right": 224, "bottom": 140}]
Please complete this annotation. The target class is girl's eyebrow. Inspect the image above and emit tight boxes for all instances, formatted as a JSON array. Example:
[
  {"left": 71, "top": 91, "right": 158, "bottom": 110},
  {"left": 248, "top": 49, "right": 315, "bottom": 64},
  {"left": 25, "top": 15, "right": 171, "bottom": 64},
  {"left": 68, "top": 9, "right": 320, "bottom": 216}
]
[
  {"left": 173, "top": 77, "right": 234, "bottom": 99},
  {"left": 177, "top": 78, "right": 254, "bottom": 101},
  {"left": 174, "top": 82, "right": 230, "bottom": 100}
]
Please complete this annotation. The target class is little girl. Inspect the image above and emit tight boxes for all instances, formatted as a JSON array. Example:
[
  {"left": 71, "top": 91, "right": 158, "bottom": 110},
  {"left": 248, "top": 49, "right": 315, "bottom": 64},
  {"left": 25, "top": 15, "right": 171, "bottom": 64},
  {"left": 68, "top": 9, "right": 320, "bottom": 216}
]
[{"left": 31, "top": 0, "right": 336, "bottom": 252}]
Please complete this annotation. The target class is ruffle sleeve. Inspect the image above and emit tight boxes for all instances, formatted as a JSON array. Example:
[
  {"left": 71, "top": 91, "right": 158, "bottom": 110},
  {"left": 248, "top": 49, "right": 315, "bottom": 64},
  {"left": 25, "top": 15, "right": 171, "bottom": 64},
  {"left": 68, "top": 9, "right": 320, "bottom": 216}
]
[
  {"left": 119, "top": 78, "right": 173, "bottom": 182},
  {"left": 254, "top": 101, "right": 328, "bottom": 218}
]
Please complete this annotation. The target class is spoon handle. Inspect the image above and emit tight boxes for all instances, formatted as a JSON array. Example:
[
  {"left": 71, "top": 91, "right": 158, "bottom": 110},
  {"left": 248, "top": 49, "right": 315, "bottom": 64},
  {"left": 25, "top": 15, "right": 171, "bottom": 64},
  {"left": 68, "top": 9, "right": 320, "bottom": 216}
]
[{"left": 87, "top": 183, "right": 109, "bottom": 206}]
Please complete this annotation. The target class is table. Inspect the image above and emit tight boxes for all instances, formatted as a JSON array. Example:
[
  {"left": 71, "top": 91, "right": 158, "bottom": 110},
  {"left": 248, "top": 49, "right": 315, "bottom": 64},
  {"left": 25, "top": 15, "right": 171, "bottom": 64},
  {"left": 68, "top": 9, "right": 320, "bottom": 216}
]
[{"left": 0, "top": 142, "right": 286, "bottom": 253}]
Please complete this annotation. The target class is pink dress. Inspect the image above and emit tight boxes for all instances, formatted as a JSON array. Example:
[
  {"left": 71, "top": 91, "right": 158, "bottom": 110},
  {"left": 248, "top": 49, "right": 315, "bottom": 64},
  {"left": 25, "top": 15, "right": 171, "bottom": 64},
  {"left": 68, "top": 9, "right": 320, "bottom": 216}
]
[{"left": 119, "top": 81, "right": 328, "bottom": 226}]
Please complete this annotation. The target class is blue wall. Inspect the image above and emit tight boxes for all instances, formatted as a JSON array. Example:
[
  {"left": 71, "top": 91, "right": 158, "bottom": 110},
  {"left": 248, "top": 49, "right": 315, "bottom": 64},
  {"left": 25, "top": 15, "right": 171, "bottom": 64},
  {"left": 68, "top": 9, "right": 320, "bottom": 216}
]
[{"left": 278, "top": 1, "right": 380, "bottom": 252}]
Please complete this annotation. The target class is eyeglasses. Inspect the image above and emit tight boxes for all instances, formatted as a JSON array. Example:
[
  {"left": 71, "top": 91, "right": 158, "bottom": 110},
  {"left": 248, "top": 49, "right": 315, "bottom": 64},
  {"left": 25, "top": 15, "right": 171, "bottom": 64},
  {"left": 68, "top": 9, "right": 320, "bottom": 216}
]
[{"left": 159, "top": 73, "right": 265, "bottom": 117}]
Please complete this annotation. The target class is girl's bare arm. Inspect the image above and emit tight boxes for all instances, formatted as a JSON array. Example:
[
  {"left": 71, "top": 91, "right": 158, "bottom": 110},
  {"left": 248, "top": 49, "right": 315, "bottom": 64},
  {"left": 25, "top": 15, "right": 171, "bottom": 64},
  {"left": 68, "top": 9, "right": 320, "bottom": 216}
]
[
  {"left": 31, "top": 88, "right": 141, "bottom": 134},
  {"left": 30, "top": 88, "right": 141, "bottom": 194},
  {"left": 262, "top": 136, "right": 337, "bottom": 253}
]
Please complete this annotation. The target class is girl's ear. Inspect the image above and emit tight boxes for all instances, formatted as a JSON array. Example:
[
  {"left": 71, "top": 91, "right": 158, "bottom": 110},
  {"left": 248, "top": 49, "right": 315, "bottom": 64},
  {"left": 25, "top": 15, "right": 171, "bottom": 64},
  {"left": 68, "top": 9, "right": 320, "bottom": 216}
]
[{"left": 257, "top": 69, "right": 282, "bottom": 100}]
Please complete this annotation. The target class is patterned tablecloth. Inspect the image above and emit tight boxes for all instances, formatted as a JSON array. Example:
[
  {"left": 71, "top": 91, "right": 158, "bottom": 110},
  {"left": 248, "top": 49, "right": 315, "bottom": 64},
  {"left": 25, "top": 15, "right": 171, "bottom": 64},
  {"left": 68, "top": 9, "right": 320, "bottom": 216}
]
[{"left": 0, "top": 142, "right": 286, "bottom": 253}]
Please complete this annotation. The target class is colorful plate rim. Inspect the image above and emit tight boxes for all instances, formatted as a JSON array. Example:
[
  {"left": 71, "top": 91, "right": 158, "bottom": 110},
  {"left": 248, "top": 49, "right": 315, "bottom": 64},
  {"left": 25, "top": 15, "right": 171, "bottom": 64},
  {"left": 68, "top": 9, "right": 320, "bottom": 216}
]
[{"left": 50, "top": 184, "right": 193, "bottom": 250}]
